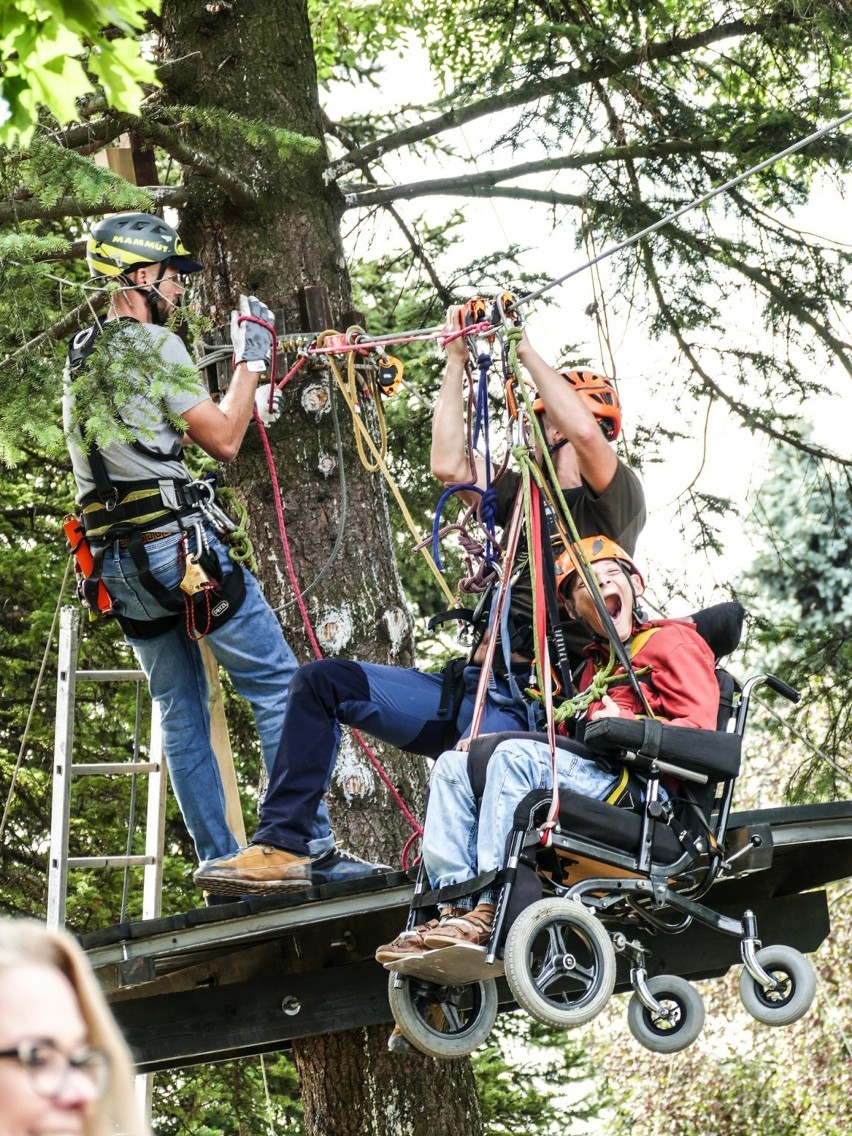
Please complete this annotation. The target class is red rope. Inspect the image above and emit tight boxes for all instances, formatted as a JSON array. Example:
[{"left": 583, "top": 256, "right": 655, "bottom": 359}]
[
  {"left": 304, "top": 320, "right": 494, "bottom": 356},
  {"left": 254, "top": 413, "right": 423, "bottom": 863}
]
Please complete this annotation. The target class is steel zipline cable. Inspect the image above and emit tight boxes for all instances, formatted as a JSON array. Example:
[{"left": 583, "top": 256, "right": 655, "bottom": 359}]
[
  {"left": 330, "top": 107, "right": 852, "bottom": 341},
  {"left": 512, "top": 108, "right": 852, "bottom": 312}
]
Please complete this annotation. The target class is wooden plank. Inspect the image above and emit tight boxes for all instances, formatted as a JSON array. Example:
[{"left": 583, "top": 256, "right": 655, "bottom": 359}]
[
  {"left": 115, "top": 959, "right": 395, "bottom": 1072},
  {"left": 199, "top": 640, "right": 246, "bottom": 846}
]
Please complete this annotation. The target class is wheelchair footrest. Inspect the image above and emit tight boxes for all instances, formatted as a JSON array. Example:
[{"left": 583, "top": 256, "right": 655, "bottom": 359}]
[{"left": 385, "top": 943, "right": 504, "bottom": 984}]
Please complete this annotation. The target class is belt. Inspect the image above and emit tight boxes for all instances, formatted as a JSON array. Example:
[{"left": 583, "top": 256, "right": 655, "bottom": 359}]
[{"left": 116, "top": 531, "right": 175, "bottom": 548}]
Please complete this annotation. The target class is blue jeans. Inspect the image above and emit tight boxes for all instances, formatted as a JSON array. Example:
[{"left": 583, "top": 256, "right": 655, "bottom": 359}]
[
  {"left": 421, "top": 738, "right": 623, "bottom": 890},
  {"left": 98, "top": 525, "right": 308, "bottom": 863},
  {"left": 253, "top": 658, "right": 536, "bottom": 856}
]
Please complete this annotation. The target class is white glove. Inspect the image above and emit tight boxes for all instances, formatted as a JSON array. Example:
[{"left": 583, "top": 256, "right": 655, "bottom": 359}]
[
  {"left": 231, "top": 295, "right": 274, "bottom": 372},
  {"left": 254, "top": 383, "right": 282, "bottom": 426}
]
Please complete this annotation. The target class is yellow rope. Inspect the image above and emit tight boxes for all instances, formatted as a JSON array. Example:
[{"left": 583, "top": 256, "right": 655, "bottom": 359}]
[
  {"left": 326, "top": 352, "right": 458, "bottom": 608},
  {"left": 346, "top": 334, "right": 387, "bottom": 472}
]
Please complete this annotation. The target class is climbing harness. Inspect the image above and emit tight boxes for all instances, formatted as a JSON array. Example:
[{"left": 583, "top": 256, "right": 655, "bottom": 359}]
[{"left": 64, "top": 318, "right": 251, "bottom": 639}]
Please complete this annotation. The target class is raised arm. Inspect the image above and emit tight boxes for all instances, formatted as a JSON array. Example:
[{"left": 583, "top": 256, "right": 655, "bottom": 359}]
[
  {"left": 183, "top": 362, "right": 261, "bottom": 463},
  {"left": 184, "top": 295, "right": 274, "bottom": 463},
  {"left": 430, "top": 304, "right": 490, "bottom": 503},
  {"left": 515, "top": 332, "right": 617, "bottom": 495}
]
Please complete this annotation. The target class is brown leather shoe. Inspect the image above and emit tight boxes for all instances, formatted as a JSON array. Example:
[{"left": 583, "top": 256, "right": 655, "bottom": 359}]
[
  {"left": 375, "top": 920, "right": 441, "bottom": 963},
  {"left": 422, "top": 904, "right": 495, "bottom": 949},
  {"left": 193, "top": 844, "right": 311, "bottom": 896}
]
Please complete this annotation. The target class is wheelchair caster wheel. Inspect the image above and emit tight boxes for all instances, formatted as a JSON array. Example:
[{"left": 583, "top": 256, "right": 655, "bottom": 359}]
[
  {"left": 739, "top": 945, "right": 816, "bottom": 1026},
  {"left": 504, "top": 897, "right": 616, "bottom": 1028},
  {"left": 387, "top": 973, "right": 498, "bottom": 1059},
  {"left": 627, "top": 975, "right": 705, "bottom": 1053}
]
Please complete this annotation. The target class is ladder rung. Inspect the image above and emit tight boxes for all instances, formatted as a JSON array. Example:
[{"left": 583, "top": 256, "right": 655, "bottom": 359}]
[
  {"left": 71, "top": 762, "right": 160, "bottom": 777},
  {"left": 67, "top": 855, "right": 156, "bottom": 870},
  {"left": 75, "top": 669, "right": 146, "bottom": 682}
]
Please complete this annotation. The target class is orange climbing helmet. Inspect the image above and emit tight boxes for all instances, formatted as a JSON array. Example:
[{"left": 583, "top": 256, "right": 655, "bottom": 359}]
[
  {"left": 532, "top": 370, "right": 621, "bottom": 441},
  {"left": 555, "top": 535, "right": 644, "bottom": 595}
]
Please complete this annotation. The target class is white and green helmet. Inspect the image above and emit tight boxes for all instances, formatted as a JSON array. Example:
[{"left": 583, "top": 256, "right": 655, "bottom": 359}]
[{"left": 86, "top": 212, "right": 202, "bottom": 278}]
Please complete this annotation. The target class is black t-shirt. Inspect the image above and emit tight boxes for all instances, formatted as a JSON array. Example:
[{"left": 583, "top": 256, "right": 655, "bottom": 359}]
[{"left": 489, "top": 460, "right": 646, "bottom": 659}]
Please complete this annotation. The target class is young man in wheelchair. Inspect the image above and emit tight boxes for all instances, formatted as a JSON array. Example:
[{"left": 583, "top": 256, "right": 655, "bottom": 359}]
[{"left": 376, "top": 534, "right": 721, "bottom": 961}]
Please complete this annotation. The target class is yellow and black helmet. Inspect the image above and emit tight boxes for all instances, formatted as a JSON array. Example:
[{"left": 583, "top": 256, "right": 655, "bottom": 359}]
[{"left": 86, "top": 212, "right": 203, "bottom": 278}]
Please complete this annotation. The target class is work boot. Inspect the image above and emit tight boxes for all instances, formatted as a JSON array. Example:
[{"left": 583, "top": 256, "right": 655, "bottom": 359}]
[
  {"left": 193, "top": 844, "right": 311, "bottom": 896},
  {"left": 311, "top": 846, "right": 393, "bottom": 885}
]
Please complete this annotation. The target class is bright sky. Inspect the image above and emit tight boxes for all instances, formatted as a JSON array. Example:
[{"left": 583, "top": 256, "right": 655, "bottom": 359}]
[{"left": 326, "top": 50, "right": 851, "bottom": 614}]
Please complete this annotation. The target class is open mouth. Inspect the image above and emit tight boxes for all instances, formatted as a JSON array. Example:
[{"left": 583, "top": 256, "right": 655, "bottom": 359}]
[{"left": 605, "top": 594, "right": 623, "bottom": 620}]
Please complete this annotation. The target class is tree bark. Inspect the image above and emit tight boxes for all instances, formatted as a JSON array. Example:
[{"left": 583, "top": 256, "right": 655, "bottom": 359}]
[
  {"left": 157, "top": 2, "right": 483, "bottom": 1130},
  {"left": 294, "top": 1028, "right": 484, "bottom": 1136}
]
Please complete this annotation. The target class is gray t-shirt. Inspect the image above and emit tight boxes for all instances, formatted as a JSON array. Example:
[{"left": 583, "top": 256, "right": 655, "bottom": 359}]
[{"left": 63, "top": 321, "right": 209, "bottom": 503}]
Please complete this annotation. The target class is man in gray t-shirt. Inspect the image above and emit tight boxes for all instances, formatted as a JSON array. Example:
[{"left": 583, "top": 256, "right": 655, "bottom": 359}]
[
  {"left": 64, "top": 321, "right": 207, "bottom": 500},
  {"left": 62, "top": 212, "right": 384, "bottom": 894}
]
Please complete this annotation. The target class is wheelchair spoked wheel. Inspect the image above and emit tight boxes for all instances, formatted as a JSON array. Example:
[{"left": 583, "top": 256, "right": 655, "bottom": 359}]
[
  {"left": 738, "top": 945, "right": 816, "bottom": 1026},
  {"left": 504, "top": 898, "right": 616, "bottom": 1028},
  {"left": 387, "top": 973, "right": 498, "bottom": 1059},
  {"left": 627, "top": 975, "right": 705, "bottom": 1053}
]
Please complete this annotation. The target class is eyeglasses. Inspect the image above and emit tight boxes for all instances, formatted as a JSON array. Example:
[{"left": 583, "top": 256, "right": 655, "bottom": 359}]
[{"left": 0, "top": 1038, "right": 110, "bottom": 1099}]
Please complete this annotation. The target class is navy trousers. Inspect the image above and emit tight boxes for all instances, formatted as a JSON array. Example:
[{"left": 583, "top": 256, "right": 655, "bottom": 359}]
[{"left": 253, "top": 658, "right": 535, "bottom": 854}]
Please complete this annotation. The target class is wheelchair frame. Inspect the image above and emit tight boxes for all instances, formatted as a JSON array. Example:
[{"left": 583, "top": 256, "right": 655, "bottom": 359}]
[{"left": 386, "top": 671, "right": 818, "bottom": 1057}]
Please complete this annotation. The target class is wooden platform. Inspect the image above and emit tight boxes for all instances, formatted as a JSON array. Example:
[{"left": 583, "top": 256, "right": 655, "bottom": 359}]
[{"left": 80, "top": 802, "right": 852, "bottom": 1072}]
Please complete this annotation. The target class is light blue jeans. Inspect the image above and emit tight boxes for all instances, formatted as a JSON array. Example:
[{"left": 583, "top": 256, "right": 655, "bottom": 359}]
[
  {"left": 97, "top": 525, "right": 325, "bottom": 863},
  {"left": 421, "top": 738, "right": 623, "bottom": 891}
]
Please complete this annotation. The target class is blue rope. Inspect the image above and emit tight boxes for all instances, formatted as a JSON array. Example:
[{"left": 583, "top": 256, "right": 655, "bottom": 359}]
[{"left": 430, "top": 352, "right": 500, "bottom": 571}]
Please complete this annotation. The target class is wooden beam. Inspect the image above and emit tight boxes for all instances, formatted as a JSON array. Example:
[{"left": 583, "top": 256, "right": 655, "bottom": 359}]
[{"left": 200, "top": 640, "right": 247, "bottom": 846}]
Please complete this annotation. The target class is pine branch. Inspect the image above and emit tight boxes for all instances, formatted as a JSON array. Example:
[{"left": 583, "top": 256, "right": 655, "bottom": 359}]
[
  {"left": 382, "top": 204, "right": 454, "bottom": 307},
  {"left": 324, "top": 15, "right": 775, "bottom": 181},
  {"left": 0, "top": 292, "right": 109, "bottom": 372},
  {"left": 325, "top": 115, "right": 453, "bottom": 304},
  {"left": 124, "top": 118, "right": 258, "bottom": 208},
  {"left": 341, "top": 141, "right": 729, "bottom": 207},
  {"left": 654, "top": 212, "right": 852, "bottom": 380},
  {"left": 0, "top": 185, "right": 186, "bottom": 225},
  {"left": 52, "top": 117, "right": 127, "bottom": 154},
  {"left": 641, "top": 243, "right": 852, "bottom": 468}
]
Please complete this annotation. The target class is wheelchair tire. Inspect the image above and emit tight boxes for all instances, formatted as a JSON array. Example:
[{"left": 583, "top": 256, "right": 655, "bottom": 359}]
[
  {"left": 504, "top": 897, "right": 616, "bottom": 1028},
  {"left": 738, "top": 945, "right": 816, "bottom": 1026},
  {"left": 387, "top": 973, "right": 498, "bottom": 1059},
  {"left": 627, "top": 975, "right": 705, "bottom": 1053}
]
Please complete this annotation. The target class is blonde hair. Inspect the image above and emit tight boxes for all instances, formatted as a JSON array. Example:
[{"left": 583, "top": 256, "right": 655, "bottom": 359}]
[{"left": 0, "top": 918, "right": 151, "bottom": 1136}]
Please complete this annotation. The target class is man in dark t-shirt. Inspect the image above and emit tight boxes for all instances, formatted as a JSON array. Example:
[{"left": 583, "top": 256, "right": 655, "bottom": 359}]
[{"left": 194, "top": 307, "right": 647, "bottom": 896}]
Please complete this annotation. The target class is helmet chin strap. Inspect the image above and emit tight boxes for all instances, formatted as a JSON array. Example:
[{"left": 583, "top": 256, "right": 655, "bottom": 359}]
[
  {"left": 144, "top": 261, "right": 170, "bottom": 325},
  {"left": 546, "top": 437, "right": 569, "bottom": 456},
  {"left": 122, "top": 261, "right": 170, "bottom": 325}
]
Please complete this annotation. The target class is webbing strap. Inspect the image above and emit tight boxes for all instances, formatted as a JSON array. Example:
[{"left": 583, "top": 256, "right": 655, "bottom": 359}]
[
  {"left": 125, "top": 533, "right": 183, "bottom": 613},
  {"left": 80, "top": 480, "right": 193, "bottom": 539},
  {"left": 467, "top": 488, "right": 526, "bottom": 740},
  {"left": 525, "top": 473, "right": 560, "bottom": 840}
]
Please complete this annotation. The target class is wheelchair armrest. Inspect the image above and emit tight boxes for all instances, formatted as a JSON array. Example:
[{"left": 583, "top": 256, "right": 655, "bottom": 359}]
[{"left": 583, "top": 717, "right": 742, "bottom": 781}]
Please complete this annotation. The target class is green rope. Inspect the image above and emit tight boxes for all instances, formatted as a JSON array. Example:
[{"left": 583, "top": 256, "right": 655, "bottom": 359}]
[
  {"left": 539, "top": 646, "right": 651, "bottom": 724},
  {"left": 215, "top": 487, "right": 257, "bottom": 570},
  {"left": 518, "top": 454, "right": 548, "bottom": 704}
]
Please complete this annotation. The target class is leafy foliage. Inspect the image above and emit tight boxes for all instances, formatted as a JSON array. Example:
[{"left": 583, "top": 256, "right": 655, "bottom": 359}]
[
  {"left": 0, "top": 0, "right": 851, "bottom": 1132},
  {"left": 0, "top": 0, "right": 161, "bottom": 145}
]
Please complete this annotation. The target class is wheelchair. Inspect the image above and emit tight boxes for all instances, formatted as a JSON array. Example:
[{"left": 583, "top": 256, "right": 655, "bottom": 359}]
[{"left": 385, "top": 667, "right": 817, "bottom": 1058}]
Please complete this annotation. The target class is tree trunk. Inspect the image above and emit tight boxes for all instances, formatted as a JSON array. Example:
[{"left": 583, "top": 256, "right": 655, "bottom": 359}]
[
  {"left": 158, "top": 3, "right": 484, "bottom": 1131},
  {"left": 294, "top": 1028, "right": 484, "bottom": 1136}
]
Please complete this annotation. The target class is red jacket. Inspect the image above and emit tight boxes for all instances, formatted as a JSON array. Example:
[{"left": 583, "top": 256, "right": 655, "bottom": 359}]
[{"left": 577, "top": 619, "right": 719, "bottom": 730}]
